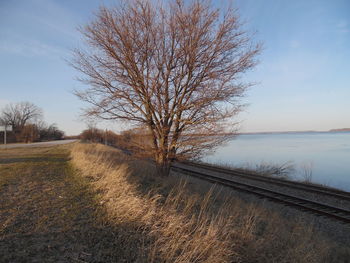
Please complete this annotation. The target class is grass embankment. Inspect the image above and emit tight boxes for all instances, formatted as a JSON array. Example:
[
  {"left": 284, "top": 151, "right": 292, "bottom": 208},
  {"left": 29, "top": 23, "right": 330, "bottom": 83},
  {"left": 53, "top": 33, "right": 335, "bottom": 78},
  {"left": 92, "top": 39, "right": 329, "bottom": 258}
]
[
  {"left": 0, "top": 143, "right": 346, "bottom": 262},
  {"left": 70, "top": 143, "right": 330, "bottom": 262}
]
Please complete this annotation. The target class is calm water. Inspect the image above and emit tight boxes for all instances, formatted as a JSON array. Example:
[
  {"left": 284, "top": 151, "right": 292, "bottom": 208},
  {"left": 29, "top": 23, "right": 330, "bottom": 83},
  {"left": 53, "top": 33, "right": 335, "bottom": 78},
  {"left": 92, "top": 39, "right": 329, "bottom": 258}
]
[{"left": 204, "top": 132, "right": 350, "bottom": 191}]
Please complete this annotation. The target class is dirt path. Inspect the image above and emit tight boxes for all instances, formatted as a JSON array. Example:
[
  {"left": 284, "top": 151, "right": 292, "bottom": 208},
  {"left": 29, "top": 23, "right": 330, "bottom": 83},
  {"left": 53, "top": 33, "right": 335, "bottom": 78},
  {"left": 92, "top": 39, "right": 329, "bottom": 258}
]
[{"left": 0, "top": 145, "right": 125, "bottom": 262}]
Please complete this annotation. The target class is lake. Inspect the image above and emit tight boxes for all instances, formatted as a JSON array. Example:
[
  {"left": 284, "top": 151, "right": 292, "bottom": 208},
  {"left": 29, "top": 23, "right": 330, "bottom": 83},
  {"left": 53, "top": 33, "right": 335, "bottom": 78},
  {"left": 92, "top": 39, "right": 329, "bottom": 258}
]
[{"left": 204, "top": 132, "right": 350, "bottom": 191}]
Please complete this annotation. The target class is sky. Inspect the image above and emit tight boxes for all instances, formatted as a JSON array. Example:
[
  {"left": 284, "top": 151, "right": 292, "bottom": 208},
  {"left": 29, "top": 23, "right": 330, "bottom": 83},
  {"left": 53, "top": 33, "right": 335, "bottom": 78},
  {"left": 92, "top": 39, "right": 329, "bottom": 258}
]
[{"left": 0, "top": 0, "right": 349, "bottom": 135}]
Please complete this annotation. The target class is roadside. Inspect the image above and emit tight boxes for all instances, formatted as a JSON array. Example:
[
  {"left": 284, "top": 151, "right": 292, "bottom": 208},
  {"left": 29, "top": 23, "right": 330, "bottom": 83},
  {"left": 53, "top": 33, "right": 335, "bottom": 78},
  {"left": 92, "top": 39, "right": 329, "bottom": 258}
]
[
  {"left": 0, "top": 144, "right": 126, "bottom": 262},
  {"left": 0, "top": 139, "right": 77, "bottom": 149}
]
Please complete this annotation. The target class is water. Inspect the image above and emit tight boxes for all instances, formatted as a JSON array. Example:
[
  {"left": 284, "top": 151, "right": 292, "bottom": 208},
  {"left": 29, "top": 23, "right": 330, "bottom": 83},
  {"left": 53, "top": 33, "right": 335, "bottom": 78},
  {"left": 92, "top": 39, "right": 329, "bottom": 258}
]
[{"left": 204, "top": 132, "right": 350, "bottom": 191}]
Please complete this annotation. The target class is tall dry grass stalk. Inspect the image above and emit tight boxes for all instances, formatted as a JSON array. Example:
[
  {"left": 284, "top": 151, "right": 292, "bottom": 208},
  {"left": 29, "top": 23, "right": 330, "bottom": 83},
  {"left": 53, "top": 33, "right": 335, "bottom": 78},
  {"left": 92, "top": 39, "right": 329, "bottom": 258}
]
[{"left": 70, "top": 143, "right": 331, "bottom": 262}]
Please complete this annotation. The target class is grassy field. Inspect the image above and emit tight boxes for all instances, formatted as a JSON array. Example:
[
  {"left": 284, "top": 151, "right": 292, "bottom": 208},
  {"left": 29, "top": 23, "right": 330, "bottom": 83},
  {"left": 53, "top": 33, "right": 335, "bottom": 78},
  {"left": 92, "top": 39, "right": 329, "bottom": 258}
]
[
  {"left": 0, "top": 144, "right": 127, "bottom": 262},
  {"left": 0, "top": 143, "right": 348, "bottom": 262}
]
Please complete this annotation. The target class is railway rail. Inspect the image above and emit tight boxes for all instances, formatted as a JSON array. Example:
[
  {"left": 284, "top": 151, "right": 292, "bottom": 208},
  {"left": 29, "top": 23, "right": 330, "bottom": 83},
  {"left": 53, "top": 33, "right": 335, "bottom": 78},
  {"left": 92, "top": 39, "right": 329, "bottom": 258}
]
[
  {"left": 178, "top": 161, "right": 350, "bottom": 201},
  {"left": 171, "top": 164, "right": 350, "bottom": 224}
]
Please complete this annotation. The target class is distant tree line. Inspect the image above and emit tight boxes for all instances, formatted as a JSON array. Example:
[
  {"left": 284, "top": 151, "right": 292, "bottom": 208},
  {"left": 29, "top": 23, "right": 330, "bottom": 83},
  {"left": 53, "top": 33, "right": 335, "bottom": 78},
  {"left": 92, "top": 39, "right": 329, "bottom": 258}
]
[
  {"left": 79, "top": 125, "right": 153, "bottom": 158},
  {"left": 79, "top": 126, "right": 118, "bottom": 145},
  {"left": 0, "top": 101, "right": 65, "bottom": 144}
]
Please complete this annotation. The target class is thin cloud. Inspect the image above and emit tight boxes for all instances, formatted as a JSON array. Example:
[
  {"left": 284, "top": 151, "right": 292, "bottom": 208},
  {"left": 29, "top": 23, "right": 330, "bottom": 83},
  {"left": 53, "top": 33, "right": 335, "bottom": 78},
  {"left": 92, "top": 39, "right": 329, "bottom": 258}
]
[
  {"left": 29, "top": 0, "right": 81, "bottom": 39},
  {"left": 0, "top": 0, "right": 77, "bottom": 59},
  {"left": 0, "top": 39, "right": 67, "bottom": 59}
]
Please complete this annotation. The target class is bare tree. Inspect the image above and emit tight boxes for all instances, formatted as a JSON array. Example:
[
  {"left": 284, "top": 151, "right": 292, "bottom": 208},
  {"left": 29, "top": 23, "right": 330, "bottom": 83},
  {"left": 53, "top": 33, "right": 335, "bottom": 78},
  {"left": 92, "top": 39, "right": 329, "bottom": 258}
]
[
  {"left": 0, "top": 102, "right": 43, "bottom": 131},
  {"left": 72, "top": 0, "right": 260, "bottom": 174}
]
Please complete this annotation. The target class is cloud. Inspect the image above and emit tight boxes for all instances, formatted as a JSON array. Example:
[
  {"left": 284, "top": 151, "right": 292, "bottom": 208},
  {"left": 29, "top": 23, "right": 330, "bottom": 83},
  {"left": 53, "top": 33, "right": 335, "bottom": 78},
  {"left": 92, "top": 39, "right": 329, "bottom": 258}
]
[
  {"left": 0, "top": 39, "right": 67, "bottom": 59},
  {"left": 25, "top": 0, "right": 81, "bottom": 40},
  {"left": 0, "top": 0, "right": 77, "bottom": 59},
  {"left": 0, "top": 0, "right": 82, "bottom": 59}
]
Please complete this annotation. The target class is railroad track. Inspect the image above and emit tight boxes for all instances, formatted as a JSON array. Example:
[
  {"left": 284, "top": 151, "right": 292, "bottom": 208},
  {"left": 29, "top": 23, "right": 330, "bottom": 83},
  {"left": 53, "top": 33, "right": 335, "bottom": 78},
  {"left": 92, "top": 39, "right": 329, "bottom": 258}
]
[
  {"left": 178, "top": 161, "right": 350, "bottom": 201},
  {"left": 171, "top": 164, "right": 350, "bottom": 224}
]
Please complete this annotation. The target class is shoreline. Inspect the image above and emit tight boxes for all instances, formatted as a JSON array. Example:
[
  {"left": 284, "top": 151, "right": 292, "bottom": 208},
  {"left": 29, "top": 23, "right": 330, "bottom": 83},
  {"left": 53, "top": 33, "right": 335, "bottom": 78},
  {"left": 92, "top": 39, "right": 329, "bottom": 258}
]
[{"left": 239, "top": 130, "right": 350, "bottom": 135}]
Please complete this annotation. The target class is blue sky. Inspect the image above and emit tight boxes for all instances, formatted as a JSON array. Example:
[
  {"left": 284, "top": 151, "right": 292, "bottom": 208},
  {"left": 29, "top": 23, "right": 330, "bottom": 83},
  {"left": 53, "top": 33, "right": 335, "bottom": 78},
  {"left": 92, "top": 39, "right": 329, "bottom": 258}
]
[{"left": 0, "top": 0, "right": 349, "bottom": 135}]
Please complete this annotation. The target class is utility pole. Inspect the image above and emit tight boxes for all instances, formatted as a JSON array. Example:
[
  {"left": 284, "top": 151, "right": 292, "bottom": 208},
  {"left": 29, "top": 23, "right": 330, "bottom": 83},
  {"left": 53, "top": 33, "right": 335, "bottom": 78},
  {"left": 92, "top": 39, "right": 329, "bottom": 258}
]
[{"left": 105, "top": 129, "right": 107, "bottom": 145}]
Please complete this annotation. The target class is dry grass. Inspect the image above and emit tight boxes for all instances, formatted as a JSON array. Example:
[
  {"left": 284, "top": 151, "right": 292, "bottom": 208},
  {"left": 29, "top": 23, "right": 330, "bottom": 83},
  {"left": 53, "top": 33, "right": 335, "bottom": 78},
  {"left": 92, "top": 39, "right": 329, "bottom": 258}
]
[
  {"left": 71, "top": 143, "right": 336, "bottom": 262},
  {"left": 71, "top": 144, "right": 234, "bottom": 262},
  {"left": 0, "top": 144, "right": 134, "bottom": 262},
  {"left": 1, "top": 143, "right": 346, "bottom": 262}
]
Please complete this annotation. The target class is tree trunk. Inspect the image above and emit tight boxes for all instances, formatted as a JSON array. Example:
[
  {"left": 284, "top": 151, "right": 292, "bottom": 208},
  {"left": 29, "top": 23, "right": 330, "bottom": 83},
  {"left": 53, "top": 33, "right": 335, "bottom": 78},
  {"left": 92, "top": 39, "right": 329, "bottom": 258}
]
[
  {"left": 156, "top": 162, "right": 171, "bottom": 177},
  {"left": 155, "top": 152, "right": 171, "bottom": 176}
]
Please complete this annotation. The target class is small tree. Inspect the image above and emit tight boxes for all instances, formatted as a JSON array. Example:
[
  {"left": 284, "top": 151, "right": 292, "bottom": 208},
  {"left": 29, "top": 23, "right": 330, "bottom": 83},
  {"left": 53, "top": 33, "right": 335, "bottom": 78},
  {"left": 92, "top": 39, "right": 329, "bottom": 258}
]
[
  {"left": 0, "top": 102, "right": 42, "bottom": 129},
  {"left": 72, "top": 0, "right": 260, "bottom": 175},
  {"left": 0, "top": 102, "right": 43, "bottom": 142}
]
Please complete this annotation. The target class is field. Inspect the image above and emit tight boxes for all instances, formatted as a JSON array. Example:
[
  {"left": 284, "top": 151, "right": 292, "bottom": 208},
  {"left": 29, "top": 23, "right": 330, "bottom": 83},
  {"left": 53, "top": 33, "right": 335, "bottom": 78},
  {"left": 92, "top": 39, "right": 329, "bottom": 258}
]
[
  {"left": 0, "top": 143, "right": 348, "bottom": 262},
  {"left": 0, "top": 144, "right": 122, "bottom": 262}
]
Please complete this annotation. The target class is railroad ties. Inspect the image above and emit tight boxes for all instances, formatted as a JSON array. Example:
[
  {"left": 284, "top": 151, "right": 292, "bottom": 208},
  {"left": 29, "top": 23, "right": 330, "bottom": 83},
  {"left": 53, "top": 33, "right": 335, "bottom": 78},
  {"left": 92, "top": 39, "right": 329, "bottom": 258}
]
[{"left": 171, "top": 163, "right": 350, "bottom": 224}]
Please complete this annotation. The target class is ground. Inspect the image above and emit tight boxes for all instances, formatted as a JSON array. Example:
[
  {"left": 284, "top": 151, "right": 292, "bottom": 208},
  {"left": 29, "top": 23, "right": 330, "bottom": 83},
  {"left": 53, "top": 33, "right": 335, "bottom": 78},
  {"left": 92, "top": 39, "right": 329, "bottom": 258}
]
[
  {"left": 1, "top": 143, "right": 346, "bottom": 263},
  {"left": 0, "top": 144, "right": 122, "bottom": 262}
]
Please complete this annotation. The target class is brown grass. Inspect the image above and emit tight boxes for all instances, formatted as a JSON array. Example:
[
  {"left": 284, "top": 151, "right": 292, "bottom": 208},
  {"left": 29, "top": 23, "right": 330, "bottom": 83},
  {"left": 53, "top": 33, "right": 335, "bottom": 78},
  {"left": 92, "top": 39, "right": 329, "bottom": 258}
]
[
  {"left": 71, "top": 144, "right": 233, "bottom": 262},
  {"left": 0, "top": 144, "right": 134, "bottom": 262},
  {"left": 1, "top": 143, "right": 346, "bottom": 262},
  {"left": 71, "top": 143, "right": 336, "bottom": 262}
]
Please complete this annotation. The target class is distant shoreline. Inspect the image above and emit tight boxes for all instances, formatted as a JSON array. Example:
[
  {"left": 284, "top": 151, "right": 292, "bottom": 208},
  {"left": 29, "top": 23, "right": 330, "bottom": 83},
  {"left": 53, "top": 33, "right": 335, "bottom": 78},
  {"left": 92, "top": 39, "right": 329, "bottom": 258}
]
[{"left": 239, "top": 128, "right": 350, "bottom": 135}]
